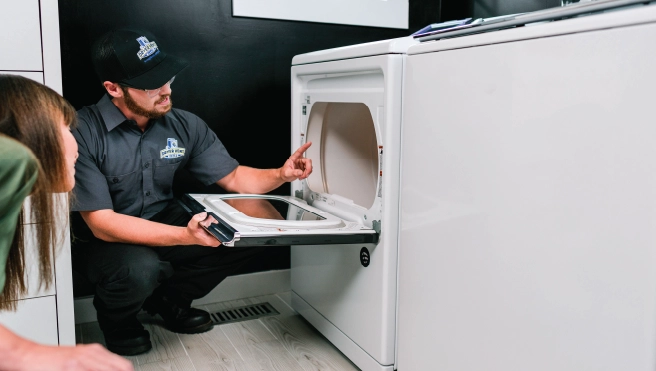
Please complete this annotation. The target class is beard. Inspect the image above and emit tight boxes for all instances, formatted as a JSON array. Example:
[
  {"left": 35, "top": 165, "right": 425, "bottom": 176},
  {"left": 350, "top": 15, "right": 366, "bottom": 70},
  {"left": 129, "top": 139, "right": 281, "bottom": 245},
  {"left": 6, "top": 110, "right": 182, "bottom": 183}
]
[{"left": 120, "top": 85, "right": 172, "bottom": 120}]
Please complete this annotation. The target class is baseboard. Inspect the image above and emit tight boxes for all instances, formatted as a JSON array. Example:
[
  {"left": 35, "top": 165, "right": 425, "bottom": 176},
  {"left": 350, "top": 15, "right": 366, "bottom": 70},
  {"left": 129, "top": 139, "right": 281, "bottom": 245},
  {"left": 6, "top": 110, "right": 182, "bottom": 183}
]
[
  {"left": 74, "top": 269, "right": 291, "bottom": 324},
  {"left": 192, "top": 269, "right": 290, "bottom": 306}
]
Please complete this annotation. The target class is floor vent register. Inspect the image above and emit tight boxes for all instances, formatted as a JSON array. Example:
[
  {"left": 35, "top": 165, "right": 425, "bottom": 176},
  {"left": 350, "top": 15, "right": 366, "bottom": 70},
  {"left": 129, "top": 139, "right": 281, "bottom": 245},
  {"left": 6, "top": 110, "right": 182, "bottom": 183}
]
[{"left": 211, "top": 302, "right": 279, "bottom": 325}]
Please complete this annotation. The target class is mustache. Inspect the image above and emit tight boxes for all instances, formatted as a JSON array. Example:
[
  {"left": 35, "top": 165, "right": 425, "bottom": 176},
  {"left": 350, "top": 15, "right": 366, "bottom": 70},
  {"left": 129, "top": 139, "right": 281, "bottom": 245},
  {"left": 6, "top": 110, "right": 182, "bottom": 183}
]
[{"left": 155, "top": 94, "right": 171, "bottom": 105}]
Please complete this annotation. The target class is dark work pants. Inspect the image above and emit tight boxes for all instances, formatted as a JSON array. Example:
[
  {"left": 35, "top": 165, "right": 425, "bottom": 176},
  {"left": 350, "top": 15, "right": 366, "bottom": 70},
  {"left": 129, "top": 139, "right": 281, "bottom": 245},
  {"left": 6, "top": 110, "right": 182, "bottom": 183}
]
[{"left": 72, "top": 201, "right": 265, "bottom": 330}]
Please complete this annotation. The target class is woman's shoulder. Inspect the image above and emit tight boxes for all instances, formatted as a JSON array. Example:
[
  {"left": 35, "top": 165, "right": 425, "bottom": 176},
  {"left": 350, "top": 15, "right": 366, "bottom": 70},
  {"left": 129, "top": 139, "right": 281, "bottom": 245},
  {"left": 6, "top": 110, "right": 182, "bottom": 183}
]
[
  {"left": 0, "top": 135, "right": 38, "bottom": 180},
  {"left": 0, "top": 135, "right": 37, "bottom": 163}
]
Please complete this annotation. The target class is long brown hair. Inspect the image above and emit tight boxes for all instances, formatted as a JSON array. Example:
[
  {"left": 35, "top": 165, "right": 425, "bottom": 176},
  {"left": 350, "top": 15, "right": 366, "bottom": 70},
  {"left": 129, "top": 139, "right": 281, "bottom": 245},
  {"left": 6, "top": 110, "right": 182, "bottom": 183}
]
[{"left": 0, "top": 75, "right": 76, "bottom": 310}]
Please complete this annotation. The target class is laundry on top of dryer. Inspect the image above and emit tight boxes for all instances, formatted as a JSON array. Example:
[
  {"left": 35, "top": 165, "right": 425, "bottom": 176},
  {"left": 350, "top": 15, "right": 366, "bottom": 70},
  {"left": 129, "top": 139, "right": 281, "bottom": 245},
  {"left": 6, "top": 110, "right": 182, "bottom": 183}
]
[{"left": 411, "top": 18, "right": 476, "bottom": 38}]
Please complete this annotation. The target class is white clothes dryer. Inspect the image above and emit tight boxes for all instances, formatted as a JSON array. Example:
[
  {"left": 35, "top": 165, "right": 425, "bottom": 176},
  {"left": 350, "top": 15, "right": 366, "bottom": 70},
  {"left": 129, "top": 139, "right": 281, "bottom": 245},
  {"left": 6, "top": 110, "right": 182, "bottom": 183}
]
[
  {"left": 289, "top": 37, "right": 417, "bottom": 371},
  {"left": 186, "top": 37, "right": 418, "bottom": 371}
]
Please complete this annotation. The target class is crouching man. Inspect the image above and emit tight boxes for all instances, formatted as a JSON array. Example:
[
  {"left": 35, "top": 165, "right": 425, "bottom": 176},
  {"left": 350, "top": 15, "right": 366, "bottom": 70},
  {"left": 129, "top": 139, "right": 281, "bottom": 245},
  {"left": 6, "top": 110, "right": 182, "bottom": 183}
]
[{"left": 71, "top": 29, "right": 312, "bottom": 356}]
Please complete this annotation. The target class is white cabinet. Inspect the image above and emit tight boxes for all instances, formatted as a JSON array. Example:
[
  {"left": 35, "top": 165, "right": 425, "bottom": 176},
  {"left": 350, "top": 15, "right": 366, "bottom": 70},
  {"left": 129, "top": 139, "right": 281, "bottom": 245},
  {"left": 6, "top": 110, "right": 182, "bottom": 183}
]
[
  {"left": 0, "top": 297, "right": 59, "bottom": 346},
  {"left": 22, "top": 223, "right": 57, "bottom": 299},
  {"left": 0, "top": 0, "right": 43, "bottom": 71},
  {"left": 0, "top": 197, "right": 75, "bottom": 346},
  {"left": 0, "top": 1, "right": 73, "bottom": 346},
  {"left": 0, "top": 0, "right": 62, "bottom": 94},
  {"left": 1, "top": 71, "right": 44, "bottom": 84}
]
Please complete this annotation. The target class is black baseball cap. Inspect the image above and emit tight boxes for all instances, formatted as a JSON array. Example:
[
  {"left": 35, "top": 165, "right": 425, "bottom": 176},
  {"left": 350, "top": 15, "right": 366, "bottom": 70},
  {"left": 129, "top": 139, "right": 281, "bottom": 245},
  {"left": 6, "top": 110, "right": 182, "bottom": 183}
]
[{"left": 92, "top": 29, "right": 188, "bottom": 90}]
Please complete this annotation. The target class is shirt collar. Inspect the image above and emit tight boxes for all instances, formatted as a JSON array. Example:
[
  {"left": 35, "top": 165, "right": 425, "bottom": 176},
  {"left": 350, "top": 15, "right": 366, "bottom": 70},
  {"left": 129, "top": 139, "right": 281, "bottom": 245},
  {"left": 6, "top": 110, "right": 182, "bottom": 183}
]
[{"left": 97, "top": 95, "right": 130, "bottom": 132}]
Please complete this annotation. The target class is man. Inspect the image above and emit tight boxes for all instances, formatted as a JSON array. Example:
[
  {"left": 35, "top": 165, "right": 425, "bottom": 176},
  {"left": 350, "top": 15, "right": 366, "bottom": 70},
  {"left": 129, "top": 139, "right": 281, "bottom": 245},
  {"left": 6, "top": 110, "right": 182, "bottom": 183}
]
[{"left": 71, "top": 29, "right": 312, "bottom": 356}]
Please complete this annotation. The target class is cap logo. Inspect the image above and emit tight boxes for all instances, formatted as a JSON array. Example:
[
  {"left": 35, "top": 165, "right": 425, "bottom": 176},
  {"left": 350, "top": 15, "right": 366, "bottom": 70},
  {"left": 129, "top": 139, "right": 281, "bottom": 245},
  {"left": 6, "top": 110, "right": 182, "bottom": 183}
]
[
  {"left": 136, "top": 36, "right": 160, "bottom": 61},
  {"left": 160, "top": 138, "right": 185, "bottom": 159}
]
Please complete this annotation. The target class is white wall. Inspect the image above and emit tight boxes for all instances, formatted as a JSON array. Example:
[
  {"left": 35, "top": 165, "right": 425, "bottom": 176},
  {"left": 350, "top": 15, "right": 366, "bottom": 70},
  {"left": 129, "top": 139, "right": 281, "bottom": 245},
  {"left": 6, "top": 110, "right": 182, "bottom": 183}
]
[{"left": 232, "top": 0, "right": 408, "bottom": 29}]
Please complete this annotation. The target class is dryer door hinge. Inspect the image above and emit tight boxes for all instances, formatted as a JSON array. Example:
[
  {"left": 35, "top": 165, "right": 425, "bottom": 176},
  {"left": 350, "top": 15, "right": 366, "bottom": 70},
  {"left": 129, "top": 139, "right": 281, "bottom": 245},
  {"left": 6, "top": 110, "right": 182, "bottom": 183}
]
[
  {"left": 294, "top": 190, "right": 304, "bottom": 200},
  {"left": 372, "top": 220, "right": 381, "bottom": 234}
]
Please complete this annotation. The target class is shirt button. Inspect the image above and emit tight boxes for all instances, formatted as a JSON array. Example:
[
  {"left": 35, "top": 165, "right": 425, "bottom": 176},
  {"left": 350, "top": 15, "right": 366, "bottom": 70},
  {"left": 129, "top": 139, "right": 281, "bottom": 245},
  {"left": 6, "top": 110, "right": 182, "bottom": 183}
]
[
  {"left": 146, "top": 191, "right": 151, "bottom": 196},
  {"left": 144, "top": 162, "right": 150, "bottom": 168},
  {"left": 113, "top": 178, "right": 119, "bottom": 183}
]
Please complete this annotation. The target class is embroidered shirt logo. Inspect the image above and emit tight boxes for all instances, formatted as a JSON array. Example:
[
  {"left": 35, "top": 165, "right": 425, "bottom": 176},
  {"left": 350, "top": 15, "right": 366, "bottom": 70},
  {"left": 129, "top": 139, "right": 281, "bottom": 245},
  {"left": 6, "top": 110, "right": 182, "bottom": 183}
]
[
  {"left": 160, "top": 138, "right": 185, "bottom": 159},
  {"left": 136, "top": 36, "right": 160, "bottom": 61}
]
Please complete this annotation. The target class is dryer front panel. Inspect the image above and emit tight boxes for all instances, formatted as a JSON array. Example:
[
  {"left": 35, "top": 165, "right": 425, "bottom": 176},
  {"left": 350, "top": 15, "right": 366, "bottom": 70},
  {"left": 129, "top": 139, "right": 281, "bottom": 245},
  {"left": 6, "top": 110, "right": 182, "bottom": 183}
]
[{"left": 290, "top": 54, "right": 404, "bottom": 367}]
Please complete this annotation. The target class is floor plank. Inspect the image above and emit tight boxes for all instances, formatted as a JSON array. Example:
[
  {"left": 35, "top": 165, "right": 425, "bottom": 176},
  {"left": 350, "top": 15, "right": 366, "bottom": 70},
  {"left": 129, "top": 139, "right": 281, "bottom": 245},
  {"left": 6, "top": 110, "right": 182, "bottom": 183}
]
[
  {"left": 179, "top": 327, "right": 243, "bottom": 371},
  {"left": 139, "top": 356, "right": 196, "bottom": 371},
  {"left": 236, "top": 340, "right": 305, "bottom": 371},
  {"left": 75, "top": 292, "right": 359, "bottom": 371},
  {"left": 219, "top": 319, "right": 277, "bottom": 348},
  {"left": 260, "top": 316, "right": 359, "bottom": 371}
]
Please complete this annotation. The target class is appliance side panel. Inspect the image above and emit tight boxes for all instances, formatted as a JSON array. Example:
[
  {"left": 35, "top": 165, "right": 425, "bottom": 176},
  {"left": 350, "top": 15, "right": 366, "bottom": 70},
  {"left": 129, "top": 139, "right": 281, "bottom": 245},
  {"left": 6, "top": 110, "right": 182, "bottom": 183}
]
[
  {"left": 397, "top": 22, "right": 656, "bottom": 371},
  {"left": 378, "top": 55, "right": 404, "bottom": 363},
  {"left": 393, "top": 53, "right": 409, "bottom": 370}
]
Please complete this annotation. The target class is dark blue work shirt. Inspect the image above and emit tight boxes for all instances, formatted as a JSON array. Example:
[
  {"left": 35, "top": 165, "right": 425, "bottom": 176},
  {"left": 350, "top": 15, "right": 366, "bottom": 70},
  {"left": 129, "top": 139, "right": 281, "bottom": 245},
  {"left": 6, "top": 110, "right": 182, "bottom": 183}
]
[{"left": 72, "top": 95, "right": 238, "bottom": 219}]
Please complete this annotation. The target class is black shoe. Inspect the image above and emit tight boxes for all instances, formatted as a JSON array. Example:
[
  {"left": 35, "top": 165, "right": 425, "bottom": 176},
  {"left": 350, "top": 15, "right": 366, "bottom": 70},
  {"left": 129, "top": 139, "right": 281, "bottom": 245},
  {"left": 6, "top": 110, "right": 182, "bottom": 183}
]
[
  {"left": 143, "top": 295, "right": 214, "bottom": 334},
  {"left": 102, "top": 321, "right": 152, "bottom": 356}
]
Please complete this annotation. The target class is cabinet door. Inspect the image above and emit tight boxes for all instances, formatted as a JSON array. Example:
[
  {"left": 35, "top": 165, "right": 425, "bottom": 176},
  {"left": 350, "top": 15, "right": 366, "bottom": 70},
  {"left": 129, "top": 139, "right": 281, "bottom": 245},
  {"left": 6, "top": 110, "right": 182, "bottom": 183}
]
[
  {"left": 0, "top": 71, "right": 44, "bottom": 84},
  {"left": 0, "top": 0, "right": 43, "bottom": 71},
  {"left": 22, "top": 222, "right": 56, "bottom": 299},
  {"left": 0, "top": 296, "right": 58, "bottom": 345}
]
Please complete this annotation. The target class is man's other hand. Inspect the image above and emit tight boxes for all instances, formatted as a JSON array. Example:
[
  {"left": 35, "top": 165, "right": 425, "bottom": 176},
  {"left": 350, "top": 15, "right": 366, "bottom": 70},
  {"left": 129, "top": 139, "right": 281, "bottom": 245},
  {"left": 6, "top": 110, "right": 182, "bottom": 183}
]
[
  {"left": 280, "top": 142, "right": 313, "bottom": 182},
  {"left": 185, "top": 212, "right": 222, "bottom": 247}
]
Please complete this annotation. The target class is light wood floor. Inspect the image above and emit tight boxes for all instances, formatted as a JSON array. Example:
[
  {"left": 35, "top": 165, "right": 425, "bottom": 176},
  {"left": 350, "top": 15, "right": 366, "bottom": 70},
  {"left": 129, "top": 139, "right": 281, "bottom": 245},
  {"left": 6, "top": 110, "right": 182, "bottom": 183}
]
[{"left": 76, "top": 292, "right": 360, "bottom": 371}]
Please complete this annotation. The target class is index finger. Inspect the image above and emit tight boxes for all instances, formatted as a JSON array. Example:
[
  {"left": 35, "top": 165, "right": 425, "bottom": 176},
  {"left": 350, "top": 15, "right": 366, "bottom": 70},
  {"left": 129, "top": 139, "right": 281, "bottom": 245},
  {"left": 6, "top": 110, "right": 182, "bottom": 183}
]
[{"left": 289, "top": 142, "right": 312, "bottom": 160}]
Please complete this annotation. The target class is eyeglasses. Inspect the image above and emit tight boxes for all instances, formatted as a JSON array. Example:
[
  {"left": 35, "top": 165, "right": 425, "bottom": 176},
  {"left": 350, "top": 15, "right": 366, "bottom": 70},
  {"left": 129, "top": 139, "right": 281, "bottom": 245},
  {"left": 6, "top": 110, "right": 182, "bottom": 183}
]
[{"left": 134, "top": 76, "right": 175, "bottom": 98}]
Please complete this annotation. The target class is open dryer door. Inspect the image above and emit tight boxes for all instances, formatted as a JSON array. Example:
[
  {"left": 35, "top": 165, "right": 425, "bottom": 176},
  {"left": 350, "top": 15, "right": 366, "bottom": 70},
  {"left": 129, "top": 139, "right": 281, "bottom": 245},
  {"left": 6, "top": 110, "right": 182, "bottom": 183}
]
[{"left": 179, "top": 193, "right": 378, "bottom": 247}]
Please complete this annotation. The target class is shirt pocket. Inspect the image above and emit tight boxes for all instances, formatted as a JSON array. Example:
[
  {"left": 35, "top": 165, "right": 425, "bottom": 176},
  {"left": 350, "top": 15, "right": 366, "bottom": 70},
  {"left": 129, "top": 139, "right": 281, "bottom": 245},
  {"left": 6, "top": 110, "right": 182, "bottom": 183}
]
[
  {"left": 153, "top": 162, "right": 180, "bottom": 200},
  {"left": 105, "top": 170, "right": 140, "bottom": 213}
]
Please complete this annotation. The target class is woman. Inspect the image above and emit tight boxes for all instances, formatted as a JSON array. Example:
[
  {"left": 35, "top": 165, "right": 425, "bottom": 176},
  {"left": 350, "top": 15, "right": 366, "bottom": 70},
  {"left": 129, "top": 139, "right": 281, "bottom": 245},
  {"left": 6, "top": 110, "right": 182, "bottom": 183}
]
[{"left": 0, "top": 75, "right": 132, "bottom": 371}]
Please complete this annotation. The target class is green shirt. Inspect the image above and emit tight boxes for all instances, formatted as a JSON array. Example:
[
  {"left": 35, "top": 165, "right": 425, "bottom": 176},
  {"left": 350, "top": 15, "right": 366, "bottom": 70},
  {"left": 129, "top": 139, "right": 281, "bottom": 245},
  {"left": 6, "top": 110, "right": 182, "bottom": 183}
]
[{"left": 0, "top": 135, "right": 38, "bottom": 294}]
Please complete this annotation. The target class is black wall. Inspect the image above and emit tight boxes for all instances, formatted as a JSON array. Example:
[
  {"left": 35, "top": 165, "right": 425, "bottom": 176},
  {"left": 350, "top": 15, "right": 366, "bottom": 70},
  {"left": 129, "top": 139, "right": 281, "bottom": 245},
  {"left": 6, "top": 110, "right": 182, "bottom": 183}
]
[
  {"left": 59, "top": 0, "right": 567, "bottom": 277},
  {"left": 59, "top": 0, "right": 440, "bottom": 275},
  {"left": 471, "top": 0, "right": 561, "bottom": 18},
  {"left": 59, "top": 1, "right": 441, "bottom": 189},
  {"left": 442, "top": 0, "right": 562, "bottom": 20}
]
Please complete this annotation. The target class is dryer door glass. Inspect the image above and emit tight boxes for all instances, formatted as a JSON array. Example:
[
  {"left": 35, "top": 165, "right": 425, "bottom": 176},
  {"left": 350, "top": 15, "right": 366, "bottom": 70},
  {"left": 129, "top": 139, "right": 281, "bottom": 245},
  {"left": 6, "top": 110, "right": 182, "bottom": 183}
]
[
  {"left": 223, "top": 197, "right": 326, "bottom": 221},
  {"left": 179, "top": 194, "right": 378, "bottom": 247}
]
